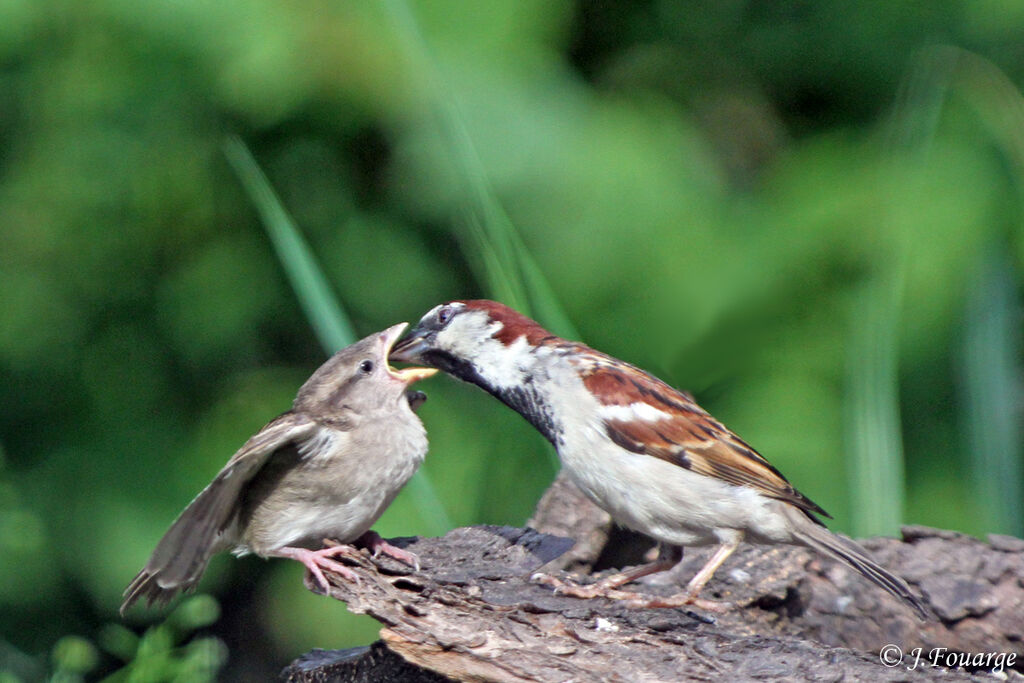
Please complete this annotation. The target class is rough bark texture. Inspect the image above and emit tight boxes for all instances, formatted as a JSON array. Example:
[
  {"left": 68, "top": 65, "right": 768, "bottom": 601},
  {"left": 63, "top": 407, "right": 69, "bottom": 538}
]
[
  {"left": 525, "top": 470, "right": 612, "bottom": 574},
  {"left": 283, "top": 476, "right": 1024, "bottom": 682}
]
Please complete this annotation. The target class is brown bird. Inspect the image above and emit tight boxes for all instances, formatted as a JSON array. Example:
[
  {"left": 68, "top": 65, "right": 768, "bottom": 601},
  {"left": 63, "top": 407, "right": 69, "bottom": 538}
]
[
  {"left": 390, "top": 300, "right": 927, "bottom": 617},
  {"left": 121, "top": 324, "right": 436, "bottom": 614}
]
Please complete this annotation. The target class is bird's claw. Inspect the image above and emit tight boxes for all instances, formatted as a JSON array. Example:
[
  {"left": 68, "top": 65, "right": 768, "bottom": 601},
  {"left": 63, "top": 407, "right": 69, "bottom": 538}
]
[
  {"left": 622, "top": 593, "right": 731, "bottom": 612},
  {"left": 532, "top": 571, "right": 730, "bottom": 615},
  {"left": 277, "top": 544, "right": 363, "bottom": 594},
  {"left": 355, "top": 531, "right": 420, "bottom": 571},
  {"left": 531, "top": 572, "right": 631, "bottom": 599}
]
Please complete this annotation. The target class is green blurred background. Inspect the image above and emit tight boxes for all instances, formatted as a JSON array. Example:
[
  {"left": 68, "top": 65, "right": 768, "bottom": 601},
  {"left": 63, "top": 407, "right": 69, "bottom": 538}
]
[{"left": 2, "top": 1, "right": 1022, "bottom": 680}]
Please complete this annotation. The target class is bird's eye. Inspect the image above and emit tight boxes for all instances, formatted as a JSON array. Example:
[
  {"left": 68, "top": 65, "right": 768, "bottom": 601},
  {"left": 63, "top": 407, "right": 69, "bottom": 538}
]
[
  {"left": 437, "top": 305, "right": 454, "bottom": 325},
  {"left": 358, "top": 359, "right": 374, "bottom": 374}
]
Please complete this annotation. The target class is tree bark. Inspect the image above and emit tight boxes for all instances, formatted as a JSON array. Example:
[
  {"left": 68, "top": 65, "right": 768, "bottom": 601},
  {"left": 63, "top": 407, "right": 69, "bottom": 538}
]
[{"left": 282, "top": 474, "right": 1024, "bottom": 682}]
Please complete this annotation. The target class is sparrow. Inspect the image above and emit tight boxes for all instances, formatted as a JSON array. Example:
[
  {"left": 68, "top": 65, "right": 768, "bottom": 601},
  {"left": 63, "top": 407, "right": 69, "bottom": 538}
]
[
  {"left": 390, "top": 300, "right": 927, "bottom": 617},
  {"left": 121, "top": 323, "right": 437, "bottom": 615}
]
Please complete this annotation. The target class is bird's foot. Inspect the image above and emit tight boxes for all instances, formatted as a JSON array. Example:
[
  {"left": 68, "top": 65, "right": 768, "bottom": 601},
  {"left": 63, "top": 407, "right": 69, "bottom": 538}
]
[
  {"left": 531, "top": 572, "right": 637, "bottom": 599},
  {"left": 274, "top": 544, "right": 362, "bottom": 594},
  {"left": 622, "top": 591, "right": 731, "bottom": 613},
  {"left": 354, "top": 530, "right": 420, "bottom": 571},
  {"left": 531, "top": 572, "right": 730, "bottom": 613},
  {"left": 532, "top": 553, "right": 681, "bottom": 597}
]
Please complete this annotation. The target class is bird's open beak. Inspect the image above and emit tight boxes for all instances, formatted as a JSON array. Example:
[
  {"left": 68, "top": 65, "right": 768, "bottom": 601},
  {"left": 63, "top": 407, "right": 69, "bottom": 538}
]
[
  {"left": 382, "top": 323, "right": 437, "bottom": 384},
  {"left": 388, "top": 325, "right": 428, "bottom": 364}
]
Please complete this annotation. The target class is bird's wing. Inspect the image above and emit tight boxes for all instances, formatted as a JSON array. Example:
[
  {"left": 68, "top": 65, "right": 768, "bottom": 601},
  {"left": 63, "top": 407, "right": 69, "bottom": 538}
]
[
  {"left": 121, "top": 412, "right": 319, "bottom": 613},
  {"left": 580, "top": 357, "right": 829, "bottom": 519}
]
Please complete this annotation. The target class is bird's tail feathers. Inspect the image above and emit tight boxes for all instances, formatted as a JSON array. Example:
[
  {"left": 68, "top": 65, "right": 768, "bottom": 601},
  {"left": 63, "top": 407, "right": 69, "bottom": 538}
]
[
  {"left": 785, "top": 507, "right": 928, "bottom": 619},
  {"left": 120, "top": 564, "right": 206, "bottom": 616},
  {"left": 120, "top": 475, "right": 240, "bottom": 615}
]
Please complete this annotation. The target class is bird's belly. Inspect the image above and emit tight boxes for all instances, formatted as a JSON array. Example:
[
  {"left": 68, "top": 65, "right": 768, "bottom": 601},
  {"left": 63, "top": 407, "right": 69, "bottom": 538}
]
[
  {"left": 560, "top": 435, "right": 789, "bottom": 546},
  {"left": 239, "top": 430, "right": 425, "bottom": 555},
  {"left": 246, "top": 494, "right": 383, "bottom": 552}
]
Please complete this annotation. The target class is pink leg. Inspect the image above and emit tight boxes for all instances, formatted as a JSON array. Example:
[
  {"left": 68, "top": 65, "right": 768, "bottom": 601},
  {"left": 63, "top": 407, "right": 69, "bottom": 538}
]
[
  {"left": 532, "top": 544, "right": 681, "bottom": 598},
  {"left": 532, "top": 556, "right": 678, "bottom": 598},
  {"left": 272, "top": 545, "right": 362, "bottom": 594},
  {"left": 355, "top": 530, "right": 420, "bottom": 571},
  {"left": 622, "top": 538, "right": 741, "bottom": 612},
  {"left": 532, "top": 540, "right": 740, "bottom": 613}
]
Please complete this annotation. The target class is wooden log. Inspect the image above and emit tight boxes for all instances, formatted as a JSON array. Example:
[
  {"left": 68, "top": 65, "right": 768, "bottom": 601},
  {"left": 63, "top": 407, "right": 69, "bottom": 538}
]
[{"left": 283, "top": 477, "right": 1024, "bottom": 682}]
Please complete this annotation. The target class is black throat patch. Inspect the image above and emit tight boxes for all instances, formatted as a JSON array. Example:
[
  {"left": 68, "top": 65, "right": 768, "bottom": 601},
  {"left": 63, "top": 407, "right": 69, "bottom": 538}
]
[{"left": 423, "top": 350, "right": 563, "bottom": 446}]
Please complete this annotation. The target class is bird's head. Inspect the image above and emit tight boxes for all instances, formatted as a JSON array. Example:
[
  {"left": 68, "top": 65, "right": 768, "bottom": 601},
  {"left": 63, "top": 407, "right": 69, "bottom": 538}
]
[
  {"left": 294, "top": 323, "right": 437, "bottom": 418},
  {"left": 389, "top": 300, "right": 558, "bottom": 394}
]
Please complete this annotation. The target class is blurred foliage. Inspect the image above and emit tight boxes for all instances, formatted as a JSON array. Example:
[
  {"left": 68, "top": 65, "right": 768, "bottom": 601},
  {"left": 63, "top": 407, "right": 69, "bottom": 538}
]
[{"left": 1, "top": 0, "right": 1022, "bottom": 679}]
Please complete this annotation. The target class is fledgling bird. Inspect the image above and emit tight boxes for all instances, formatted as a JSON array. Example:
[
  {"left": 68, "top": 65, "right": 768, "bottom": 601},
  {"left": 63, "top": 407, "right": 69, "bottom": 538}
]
[
  {"left": 390, "top": 300, "right": 927, "bottom": 617},
  {"left": 121, "top": 324, "right": 436, "bottom": 615}
]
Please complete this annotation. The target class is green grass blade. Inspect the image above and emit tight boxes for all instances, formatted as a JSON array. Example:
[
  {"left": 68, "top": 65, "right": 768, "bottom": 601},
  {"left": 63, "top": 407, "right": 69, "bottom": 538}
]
[
  {"left": 381, "top": 0, "right": 578, "bottom": 340},
  {"left": 510, "top": 231, "right": 579, "bottom": 340},
  {"left": 952, "top": 52, "right": 1024, "bottom": 537},
  {"left": 382, "top": 0, "right": 576, "bottom": 474},
  {"left": 886, "top": 48, "right": 1024, "bottom": 537},
  {"left": 223, "top": 135, "right": 453, "bottom": 535},
  {"left": 223, "top": 136, "right": 356, "bottom": 353},
  {"left": 845, "top": 275, "right": 906, "bottom": 537},
  {"left": 843, "top": 49, "right": 956, "bottom": 538},
  {"left": 962, "top": 248, "right": 1023, "bottom": 537},
  {"left": 401, "top": 474, "right": 453, "bottom": 536}
]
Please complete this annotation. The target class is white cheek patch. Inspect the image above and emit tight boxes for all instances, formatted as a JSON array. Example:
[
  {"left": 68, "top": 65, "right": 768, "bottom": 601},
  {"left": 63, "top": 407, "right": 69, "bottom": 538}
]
[
  {"left": 436, "top": 314, "right": 540, "bottom": 391},
  {"left": 471, "top": 334, "right": 534, "bottom": 390},
  {"left": 598, "top": 402, "right": 672, "bottom": 423}
]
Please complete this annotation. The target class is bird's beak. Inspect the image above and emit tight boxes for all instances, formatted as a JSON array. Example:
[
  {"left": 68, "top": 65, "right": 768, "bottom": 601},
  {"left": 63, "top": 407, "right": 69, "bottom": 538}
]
[
  {"left": 382, "top": 323, "right": 437, "bottom": 384},
  {"left": 388, "top": 325, "right": 429, "bottom": 364}
]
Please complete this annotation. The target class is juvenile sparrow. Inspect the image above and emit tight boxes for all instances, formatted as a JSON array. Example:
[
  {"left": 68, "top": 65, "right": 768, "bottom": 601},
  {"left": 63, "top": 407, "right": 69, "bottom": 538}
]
[
  {"left": 121, "top": 324, "right": 436, "bottom": 614},
  {"left": 390, "top": 300, "right": 926, "bottom": 617}
]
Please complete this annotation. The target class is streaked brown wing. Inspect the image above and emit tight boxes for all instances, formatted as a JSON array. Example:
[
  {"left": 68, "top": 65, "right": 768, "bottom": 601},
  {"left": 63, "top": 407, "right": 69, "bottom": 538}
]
[
  {"left": 579, "top": 353, "right": 829, "bottom": 518},
  {"left": 604, "top": 416, "right": 829, "bottom": 517}
]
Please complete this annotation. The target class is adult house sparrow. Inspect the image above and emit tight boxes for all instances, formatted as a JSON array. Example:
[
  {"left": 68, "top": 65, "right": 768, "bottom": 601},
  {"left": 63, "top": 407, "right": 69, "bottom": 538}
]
[
  {"left": 390, "top": 301, "right": 926, "bottom": 617},
  {"left": 121, "top": 324, "right": 436, "bottom": 614}
]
